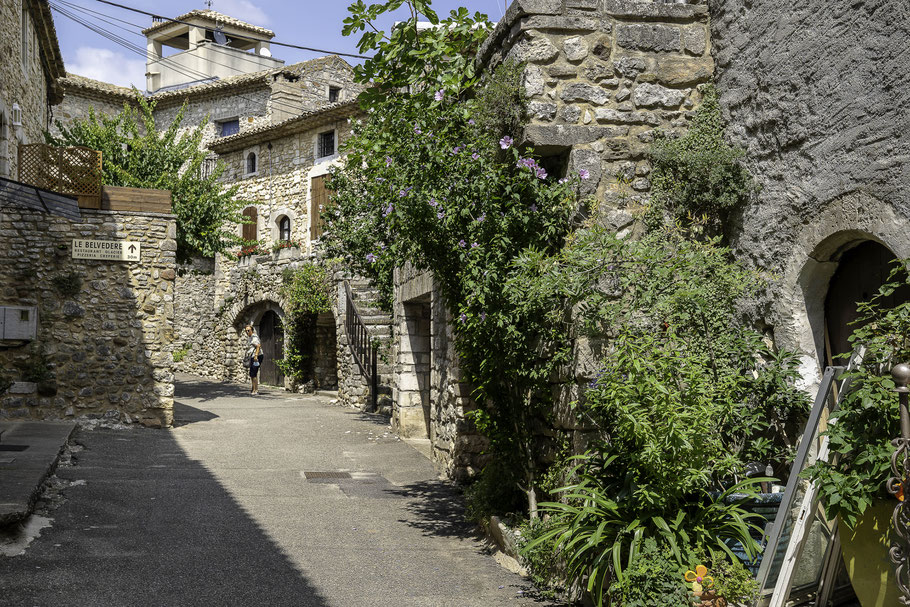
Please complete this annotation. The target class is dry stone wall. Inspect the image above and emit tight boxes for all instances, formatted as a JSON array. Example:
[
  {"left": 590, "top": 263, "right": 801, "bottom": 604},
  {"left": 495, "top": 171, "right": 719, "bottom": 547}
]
[
  {"left": 0, "top": 206, "right": 177, "bottom": 427},
  {"left": 479, "top": 0, "right": 713, "bottom": 225}
]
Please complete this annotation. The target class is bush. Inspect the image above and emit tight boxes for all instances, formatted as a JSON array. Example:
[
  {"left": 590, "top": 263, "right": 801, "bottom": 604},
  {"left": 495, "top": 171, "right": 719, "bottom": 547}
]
[
  {"left": 172, "top": 346, "right": 191, "bottom": 363},
  {"left": 609, "top": 539, "right": 690, "bottom": 607}
]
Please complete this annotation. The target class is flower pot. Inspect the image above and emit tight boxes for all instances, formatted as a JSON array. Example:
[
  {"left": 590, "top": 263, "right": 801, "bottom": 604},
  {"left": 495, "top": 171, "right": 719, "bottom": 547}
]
[
  {"left": 693, "top": 590, "right": 727, "bottom": 607},
  {"left": 838, "top": 499, "right": 900, "bottom": 607}
]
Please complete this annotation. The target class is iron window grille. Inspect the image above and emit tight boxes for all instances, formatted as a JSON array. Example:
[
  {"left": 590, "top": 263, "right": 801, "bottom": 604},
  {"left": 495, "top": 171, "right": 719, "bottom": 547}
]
[{"left": 317, "top": 131, "right": 335, "bottom": 158}]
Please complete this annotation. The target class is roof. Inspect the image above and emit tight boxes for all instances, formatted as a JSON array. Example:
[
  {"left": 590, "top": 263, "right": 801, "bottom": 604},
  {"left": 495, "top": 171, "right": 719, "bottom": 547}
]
[
  {"left": 141, "top": 10, "right": 274, "bottom": 38},
  {"left": 60, "top": 56, "right": 354, "bottom": 106},
  {"left": 208, "top": 100, "right": 362, "bottom": 153},
  {"left": 32, "top": 1, "right": 66, "bottom": 104}
]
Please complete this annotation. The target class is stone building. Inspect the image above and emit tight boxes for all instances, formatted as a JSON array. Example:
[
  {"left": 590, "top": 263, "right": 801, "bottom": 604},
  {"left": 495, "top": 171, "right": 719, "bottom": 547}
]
[
  {"left": 0, "top": 0, "right": 177, "bottom": 426},
  {"left": 173, "top": 101, "right": 373, "bottom": 395},
  {"left": 389, "top": 0, "right": 715, "bottom": 480},
  {"left": 51, "top": 9, "right": 373, "bottom": 399},
  {"left": 0, "top": 0, "right": 65, "bottom": 180}
]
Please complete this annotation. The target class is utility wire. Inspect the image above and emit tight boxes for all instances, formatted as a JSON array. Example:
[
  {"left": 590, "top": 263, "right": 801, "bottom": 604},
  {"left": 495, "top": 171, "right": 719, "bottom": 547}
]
[
  {"left": 50, "top": 2, "right": 338, "bottom": 120},
  {"left": 56, "top": 0, "right": 319, "bottom": 77},
  {"left": 92, "top": 0, "right": 371, "bottom": 60}
]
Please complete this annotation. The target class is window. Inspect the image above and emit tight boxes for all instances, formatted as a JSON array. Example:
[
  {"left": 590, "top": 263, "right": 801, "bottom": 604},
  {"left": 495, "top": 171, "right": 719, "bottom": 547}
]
[
  {"left": 328, "top": 87, "right": 341, "bottom": 103},
  {"left": 200, "top": 155, "right": 217, "bottom": 179},
  {"left": 242, "top": 206, "right": 258, "bottom": 241},
  {"left": 219, "top": 119, "right": 239, "bottom": 137},
  {"left": 19, "top": 310, "right": 29, "bottom": 322},
  {"left": 278, "top": 216, "right": 291, "bottom": 241},
  {"left": 246, "top": 151, "right": 257, "bottom": 174},
  {"left": 317, "top": 131, "right": 335, "bottom": 158},
  {"left": 310, "top": 176, "right": 329, "bottom": 240},
  {"left": 21, "top": 5, "right": 29, "bottom": 71}
]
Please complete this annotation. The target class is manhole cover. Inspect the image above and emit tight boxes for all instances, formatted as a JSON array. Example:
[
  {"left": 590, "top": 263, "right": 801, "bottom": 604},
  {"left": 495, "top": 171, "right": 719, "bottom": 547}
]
[
  {"left": 0, "top": 445, "right": 28, "bottom": 452},
  {"left": 304, "top": 471, "right": 352, "bottom": 480}
]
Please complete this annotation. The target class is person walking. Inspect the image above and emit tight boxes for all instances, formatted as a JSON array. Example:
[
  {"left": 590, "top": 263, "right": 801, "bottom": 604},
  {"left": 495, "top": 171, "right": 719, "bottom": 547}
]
[{"left": 244, "top": 325, "right": 264, "bottom": 395}]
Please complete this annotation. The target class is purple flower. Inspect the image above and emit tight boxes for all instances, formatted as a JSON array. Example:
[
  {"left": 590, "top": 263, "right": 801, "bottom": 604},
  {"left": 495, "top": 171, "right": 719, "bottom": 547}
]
[
  {"left": 535, "top": 167, "right": 548, "bottom": 180},
  {"left": 480, "top": 312, "right": 486, "bottom": 321},
  {"left": 558, "top": 178, "right": 569, "bottom": 184},
  {"left": 529, "top": 204, "right": 538, "bottom": 212},
  {"left": 376, "top": 177, "right": 385, "bottom": 182},
  {"left": 472, "top": 152, "right": 480, "bottom": 160},
  {"left": 437, "top": 211, "right": 445, "bottom": 219},
  {"left": 383, "top": 203, "right": 394, "bottom": 217},
  {"left": 366, "top": 253, "right": 377, "bottom": 263},
  {"left": 499, "top": 136, "right": 513, "bottom": 150},
  {"left": 471, "top": 242, "right": 479, "bottom": 248},
  {"left": 385, "top": 156, "right": 392, "bottom": 166},
  {"left": 414, "top": 126, "right": 422, "bottom": 134},
  {"left": 398, "top": 187, "right": 412, "bottom": 197},
  {"left": 458, "top": 239, "right": 467, "bottom": 248},
  {"left": 452, "top": 146, "right": 463, "bottom": 155},
  {"left": 429, "top": 197, "right": 438, "bottom": 207},
  {"left": 468, "top": 119, "right": 476, "bottom": 125},
  {"left": 459, "top": 313, "right": 467, "bottom": 323},
  {"left": 517, "top": 157, "right": 540, "bottom": 171},
  {"left": 579, "top": 169, "right": 590, "bottom": 180},
  {"left": 476, "top": 213, "right": 485, "bottom": 223},
  {"left": 434, "top": 89, "right": 445, "bottom": 102}
]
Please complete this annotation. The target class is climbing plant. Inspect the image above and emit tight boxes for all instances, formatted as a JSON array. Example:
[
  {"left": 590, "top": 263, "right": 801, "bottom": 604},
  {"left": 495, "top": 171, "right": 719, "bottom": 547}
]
[
  {"left": 325, "top": 0, "right": 589, "bottom": 516},
  {"left": 278, "top": 264, "right": 333, "bottom": 386},
  {"left": 48, "top": 92, "right": 246, "bottom": 262}
]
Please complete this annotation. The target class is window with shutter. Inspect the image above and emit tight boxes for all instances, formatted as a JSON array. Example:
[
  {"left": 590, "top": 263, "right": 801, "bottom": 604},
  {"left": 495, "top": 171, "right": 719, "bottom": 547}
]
[
  {"left": 242, "top": 206, "right": 258, "bottom": 242},
  {"left": 310, "top": 176, "right": 329, "bottom": 240}
]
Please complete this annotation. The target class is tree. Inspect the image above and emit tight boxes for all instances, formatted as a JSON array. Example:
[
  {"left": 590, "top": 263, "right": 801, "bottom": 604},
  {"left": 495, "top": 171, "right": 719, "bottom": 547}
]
[{"left": 48, "top": 92, "right": 244, "bottom": 262}]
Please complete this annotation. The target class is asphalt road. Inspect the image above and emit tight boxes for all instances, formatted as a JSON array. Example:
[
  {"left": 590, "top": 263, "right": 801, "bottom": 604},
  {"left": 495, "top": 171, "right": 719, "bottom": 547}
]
[{"left": 0, "top": 375, "right": 555, "bottom": 607}]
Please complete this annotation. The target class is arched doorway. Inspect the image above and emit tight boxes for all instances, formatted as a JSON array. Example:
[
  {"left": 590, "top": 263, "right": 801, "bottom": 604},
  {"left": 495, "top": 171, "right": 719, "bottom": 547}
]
[
  {"left": 824, "top": 240, "right": 910, "bottom": 365},
  {"left": 258, "top": 310, "right": 284, "bottom": 386}
]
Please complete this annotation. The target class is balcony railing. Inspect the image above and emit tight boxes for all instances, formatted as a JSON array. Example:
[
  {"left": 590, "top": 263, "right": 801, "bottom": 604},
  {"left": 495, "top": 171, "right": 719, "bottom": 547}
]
[{"left": 17, "top": 143, "right": 102, "bottom": 208}]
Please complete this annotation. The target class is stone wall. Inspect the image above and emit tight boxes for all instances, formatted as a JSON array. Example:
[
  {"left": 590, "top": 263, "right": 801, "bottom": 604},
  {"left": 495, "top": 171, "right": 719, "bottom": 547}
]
[
  {"left": 0, "top": 206, "right": 177, "bottom": 427},
  {"left": 479, "top": 0, "right": 713, "bottom": 221},
  {"left": 393, "top": 264, "right": 487, "bottom": 481},
  {"left": 709, "top": 0, "right": 910, "bottom": 381},
  {"left": 173, "top": 256, "right": 220, "bottom": 377}
]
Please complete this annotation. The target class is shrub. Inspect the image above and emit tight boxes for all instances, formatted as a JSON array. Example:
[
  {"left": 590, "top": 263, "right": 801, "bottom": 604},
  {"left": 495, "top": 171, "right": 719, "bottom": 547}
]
[
  {"left": 172, "top": 346, "right": 191, "bottom": 363},
  {"left": 609, "top": 539, "right": 690, "bottom": 607},
  {"left": 52, "top": 272, "right": 82, "bottom": 297}
]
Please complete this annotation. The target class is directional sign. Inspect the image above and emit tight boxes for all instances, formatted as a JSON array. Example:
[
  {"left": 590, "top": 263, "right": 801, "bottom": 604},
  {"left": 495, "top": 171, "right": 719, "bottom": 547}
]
[{"left": 72, "top": 239, "right": 141, "bottom": 262}]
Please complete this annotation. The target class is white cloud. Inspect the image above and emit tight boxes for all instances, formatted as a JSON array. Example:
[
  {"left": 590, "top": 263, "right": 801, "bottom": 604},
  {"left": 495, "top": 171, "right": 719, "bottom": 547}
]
[
  {"left": 211, "top": 0, "right": 270, "bottom": 26},
  {"left": 66, "top": 47, "right": 147, "bottom": 89}
]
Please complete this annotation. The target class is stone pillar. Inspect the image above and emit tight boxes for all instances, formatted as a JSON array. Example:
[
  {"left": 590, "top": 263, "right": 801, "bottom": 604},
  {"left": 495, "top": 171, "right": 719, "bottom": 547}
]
[{"left": 396, "top": 298, "right": 431, "bottom": 438}]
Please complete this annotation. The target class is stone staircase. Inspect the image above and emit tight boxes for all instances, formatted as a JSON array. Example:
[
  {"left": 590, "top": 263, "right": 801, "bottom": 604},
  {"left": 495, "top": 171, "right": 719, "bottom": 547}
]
[{"left": 338, "top": 277, "right": 394, "bottom": 413}]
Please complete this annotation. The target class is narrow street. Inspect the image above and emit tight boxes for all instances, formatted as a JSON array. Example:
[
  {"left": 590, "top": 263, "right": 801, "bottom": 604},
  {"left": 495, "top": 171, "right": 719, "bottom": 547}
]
[{"left": 0, "top": 375, "right": 551, "bottom": 606}]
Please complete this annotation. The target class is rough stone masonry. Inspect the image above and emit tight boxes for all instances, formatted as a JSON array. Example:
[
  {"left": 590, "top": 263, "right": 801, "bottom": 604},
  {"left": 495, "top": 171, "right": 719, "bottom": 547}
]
[{"left": 0, "top": 206, "right": 177, "bottom": 427}]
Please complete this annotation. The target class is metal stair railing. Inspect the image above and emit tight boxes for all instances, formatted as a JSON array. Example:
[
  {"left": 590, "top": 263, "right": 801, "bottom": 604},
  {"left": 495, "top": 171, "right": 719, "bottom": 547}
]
[{"left": 343, "top": 280, "right": 378, "bottom": 411}]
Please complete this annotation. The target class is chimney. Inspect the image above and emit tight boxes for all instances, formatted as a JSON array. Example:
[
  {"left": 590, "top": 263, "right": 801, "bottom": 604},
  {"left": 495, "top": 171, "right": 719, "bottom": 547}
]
[{"left": 270, "top": 79, "right": 304, "bottom": 124}]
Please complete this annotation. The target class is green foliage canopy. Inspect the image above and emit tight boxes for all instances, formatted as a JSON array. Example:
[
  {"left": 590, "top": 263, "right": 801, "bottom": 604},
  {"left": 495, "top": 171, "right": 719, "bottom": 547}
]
[{"left": 48, "top": 92, "right": 244, "bottom": 262}]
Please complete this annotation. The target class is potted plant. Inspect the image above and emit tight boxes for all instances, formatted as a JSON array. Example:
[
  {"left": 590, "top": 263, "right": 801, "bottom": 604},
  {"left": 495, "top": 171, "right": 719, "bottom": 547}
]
[
  {"left": 805, "top": 262, "right": 910, "bottom": 607},
  {"left": 236, "top": 240, "right": 267, "bottom": 264},
  {"left": 272, "top": 239, "right": 302, "bottom": 259}
]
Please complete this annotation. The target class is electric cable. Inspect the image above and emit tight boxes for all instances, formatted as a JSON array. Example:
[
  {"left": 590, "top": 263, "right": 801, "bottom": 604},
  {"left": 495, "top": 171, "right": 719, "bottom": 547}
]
[
  {"left": 92, "top": 0, "right": 371, "bottom": 60},
  {"left": 50, "top": 2, "right": 342, "bottom": 121}
]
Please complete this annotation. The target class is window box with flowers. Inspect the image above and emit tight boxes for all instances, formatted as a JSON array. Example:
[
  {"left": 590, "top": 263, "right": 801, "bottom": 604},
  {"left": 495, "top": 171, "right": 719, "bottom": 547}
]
[
  {"left": 272, "top": 239, "right": 302, "bottom": 260},
  {"left": 237, "top": 241, "right": 267, "bottom": 266}
]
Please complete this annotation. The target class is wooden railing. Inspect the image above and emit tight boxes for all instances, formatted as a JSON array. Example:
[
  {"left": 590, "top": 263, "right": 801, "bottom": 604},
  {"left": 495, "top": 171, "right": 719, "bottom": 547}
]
[
  {"left": 344, "top": 280, "right": 378, "bottom": 411},
  {"left": 17, "top": 143, "right": 102, "bottom": 208}
]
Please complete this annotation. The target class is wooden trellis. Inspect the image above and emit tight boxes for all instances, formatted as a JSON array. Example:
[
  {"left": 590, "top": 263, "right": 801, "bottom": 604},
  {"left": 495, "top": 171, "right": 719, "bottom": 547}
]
[{"left": 17, "top": 144, "right": 102, "bottom": 208}]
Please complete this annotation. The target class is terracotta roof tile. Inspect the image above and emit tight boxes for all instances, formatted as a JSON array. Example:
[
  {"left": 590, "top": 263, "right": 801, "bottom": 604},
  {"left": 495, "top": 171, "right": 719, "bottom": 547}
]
[{"left": 141, "top": 9, "right": 274, "bottom": 38}]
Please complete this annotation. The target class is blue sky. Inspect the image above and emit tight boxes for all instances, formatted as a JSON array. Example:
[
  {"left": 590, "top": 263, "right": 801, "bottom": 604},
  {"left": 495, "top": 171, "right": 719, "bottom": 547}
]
[{"left": 52, "top": 0, "right": 510, "bottom": 88}]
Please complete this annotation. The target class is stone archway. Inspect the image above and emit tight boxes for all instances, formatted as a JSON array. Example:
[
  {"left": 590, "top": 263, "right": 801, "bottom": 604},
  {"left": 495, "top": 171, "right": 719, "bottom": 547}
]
[
  {"left": 232, "top": 299, "right": 287, "bottom": 387},
  {"left": 774, "top": 191, "right": 910, "bottom": 390}
]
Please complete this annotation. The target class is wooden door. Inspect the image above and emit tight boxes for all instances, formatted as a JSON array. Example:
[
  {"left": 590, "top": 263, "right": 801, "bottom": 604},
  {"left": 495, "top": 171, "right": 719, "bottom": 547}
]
[
  {"left": 310, "top": 176, "right": 328, "bottom": 240},
  {"left": 258, "top": 311, "right": 284, "bottom": 386},
  {"left": 825, "top": 241, "right": 909, "bottom": 362}
]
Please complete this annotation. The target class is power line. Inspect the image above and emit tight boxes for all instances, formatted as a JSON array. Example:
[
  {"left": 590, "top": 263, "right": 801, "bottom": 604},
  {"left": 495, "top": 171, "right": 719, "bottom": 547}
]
[
  {"left": 92, "top": 0, "right": 371, "bottom": 60},
  {"left": 50, "top": 2, "right": 334, "bottom": 119},
  {"left": 56, "top": 0, "right": 317, "bottom": 77}
]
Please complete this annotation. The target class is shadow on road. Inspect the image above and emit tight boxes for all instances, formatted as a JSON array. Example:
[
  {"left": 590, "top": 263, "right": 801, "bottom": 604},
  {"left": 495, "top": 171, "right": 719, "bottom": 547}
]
[
  {"left": 388, "top": 479, "right": 481, "bottom": 540},
  {"left": 0, "top": 424, "right": 331, "bottom": 607}
]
